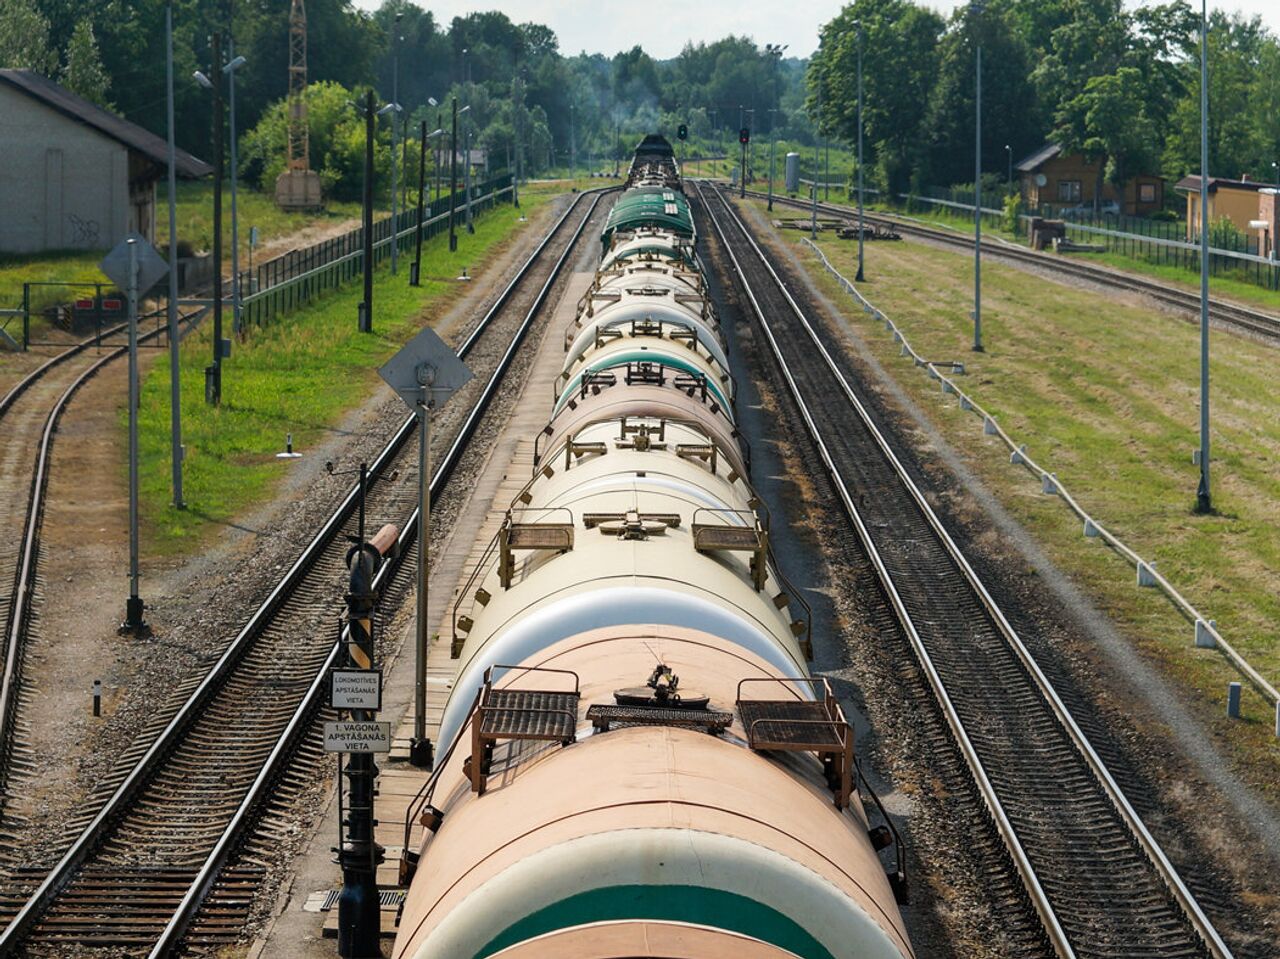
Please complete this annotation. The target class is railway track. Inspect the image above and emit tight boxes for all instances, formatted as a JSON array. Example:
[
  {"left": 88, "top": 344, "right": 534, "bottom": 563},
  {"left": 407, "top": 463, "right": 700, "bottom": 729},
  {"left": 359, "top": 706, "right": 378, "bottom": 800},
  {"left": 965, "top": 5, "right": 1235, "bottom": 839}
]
[
  {"left": 0, "top": 186, "right": 612, "bottom": 957},
  {"left": 0, "top": 314, "right": 197, "bottom": 829},
  {"left": 697, "top": 181, "right": 1232, "bottom": 959},
  {"left": 749, "top": 189, "right": 1280, "bottom": 345}
]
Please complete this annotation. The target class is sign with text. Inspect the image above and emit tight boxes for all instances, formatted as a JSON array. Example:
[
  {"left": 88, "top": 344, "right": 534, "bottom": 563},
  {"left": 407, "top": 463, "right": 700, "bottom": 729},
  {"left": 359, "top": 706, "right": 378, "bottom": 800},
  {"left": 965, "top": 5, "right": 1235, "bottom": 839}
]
[
  {"left": 323, "top": 721, "right": 391, "bottom": 754},
  {"left": 329, "top": 668, "right": 382, "bottom": 710}
]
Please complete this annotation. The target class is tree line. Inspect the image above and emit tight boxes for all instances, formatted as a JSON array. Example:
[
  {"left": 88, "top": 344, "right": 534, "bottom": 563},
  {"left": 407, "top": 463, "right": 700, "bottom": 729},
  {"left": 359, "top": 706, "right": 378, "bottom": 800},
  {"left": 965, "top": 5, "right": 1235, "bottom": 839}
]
[
  {"left": 810, "top": 0, "right": 1280, "bottom": 200},
  {"left": 1, "top": 0, "right": 1275, "bottom": 206}
]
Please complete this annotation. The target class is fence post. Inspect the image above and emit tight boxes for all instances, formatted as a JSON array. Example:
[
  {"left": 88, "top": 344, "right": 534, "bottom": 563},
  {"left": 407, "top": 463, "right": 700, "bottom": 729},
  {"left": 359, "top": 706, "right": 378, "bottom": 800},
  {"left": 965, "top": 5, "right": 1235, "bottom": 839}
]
[{"left": 21, "top": 282, "right": 30, "bottom": 351}]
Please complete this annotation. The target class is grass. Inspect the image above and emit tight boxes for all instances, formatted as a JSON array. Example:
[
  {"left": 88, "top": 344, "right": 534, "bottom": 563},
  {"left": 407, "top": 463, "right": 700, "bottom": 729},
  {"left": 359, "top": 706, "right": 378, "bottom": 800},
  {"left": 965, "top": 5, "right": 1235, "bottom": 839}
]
[
  {"left": 754, "top": 198, "right": 1280, "bottom": 785},
  {"left": 134, "top": 188, "right": 557, "bottom": 553},
  {"left": 852, "top": 196, "right": 1280, "bottom": 313},
  {"left": 156, "top": 180, "right": 363, "bottom": 261}
]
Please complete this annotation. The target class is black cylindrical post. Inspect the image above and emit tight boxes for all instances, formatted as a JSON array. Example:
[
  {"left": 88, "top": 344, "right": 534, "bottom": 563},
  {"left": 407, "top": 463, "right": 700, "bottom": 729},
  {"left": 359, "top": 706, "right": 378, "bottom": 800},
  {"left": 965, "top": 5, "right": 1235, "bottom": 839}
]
[
  {"left": 336, "top": 465, "right": 383, "bottom": 958},
  {"left": 434, "top": 110, "right": 443, "bottom": 202},
  {"left": 449, "top": 98, "right": 459, "bottom": 252},
  {"left": 412, "top": 120, "right": 427, "bottom": 286},
  {"left": 209, "top": 30, "right": 224, "bottom": 405},
  {"left": 360, "top": 90, "right": 374, "bottom": 333}
]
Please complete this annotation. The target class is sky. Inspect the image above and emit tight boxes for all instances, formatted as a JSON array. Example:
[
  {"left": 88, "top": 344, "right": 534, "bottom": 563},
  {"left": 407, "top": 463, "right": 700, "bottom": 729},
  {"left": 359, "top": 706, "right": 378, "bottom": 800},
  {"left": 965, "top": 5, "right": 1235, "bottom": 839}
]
[{"left": 353, "top": 0, "right": 1280, "bottom": 59}]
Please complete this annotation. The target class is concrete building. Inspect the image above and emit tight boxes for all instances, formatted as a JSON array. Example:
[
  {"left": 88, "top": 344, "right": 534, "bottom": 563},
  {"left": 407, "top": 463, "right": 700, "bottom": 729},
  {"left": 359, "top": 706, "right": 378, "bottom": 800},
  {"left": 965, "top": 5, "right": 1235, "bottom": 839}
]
[
  {"left": 1017, "top": 143, "right": 1164, "bottom": 216},
  {"left": 0, "top": 69, "right": 210, "bottom": 254}
]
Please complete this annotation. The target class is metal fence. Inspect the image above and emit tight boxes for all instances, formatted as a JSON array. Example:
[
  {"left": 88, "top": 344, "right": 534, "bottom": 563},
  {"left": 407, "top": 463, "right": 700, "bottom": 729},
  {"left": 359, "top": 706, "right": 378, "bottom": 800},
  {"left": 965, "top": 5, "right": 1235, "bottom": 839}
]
[
  {"left": 240, "top": 174, "right": 513, "bottom": 329},
  {"left": 897, "top": 191, "right": 1280, "bottom": 291},
  {"left": 803, "top": 234, "right": 1280, "bottom": 734}
]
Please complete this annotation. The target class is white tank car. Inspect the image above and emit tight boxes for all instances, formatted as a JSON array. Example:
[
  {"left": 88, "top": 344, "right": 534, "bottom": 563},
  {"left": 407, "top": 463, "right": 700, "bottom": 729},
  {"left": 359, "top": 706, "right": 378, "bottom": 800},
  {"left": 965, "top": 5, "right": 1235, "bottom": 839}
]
[{"left": 392, "top": 140, "right": 913, "bottom": 959}]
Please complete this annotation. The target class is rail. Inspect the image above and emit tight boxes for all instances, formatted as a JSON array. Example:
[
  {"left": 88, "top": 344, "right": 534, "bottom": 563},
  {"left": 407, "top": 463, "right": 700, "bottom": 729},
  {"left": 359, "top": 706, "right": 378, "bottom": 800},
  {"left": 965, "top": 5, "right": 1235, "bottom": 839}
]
[
  {"left": 801, "top": 234, "right": 1280, "bottom": 729},
  {"left": 0, "top": 185, "right": 613, "bottom": 957},
  {"left": 701, "top": 181, "right": 1233, "bottom": 959}
]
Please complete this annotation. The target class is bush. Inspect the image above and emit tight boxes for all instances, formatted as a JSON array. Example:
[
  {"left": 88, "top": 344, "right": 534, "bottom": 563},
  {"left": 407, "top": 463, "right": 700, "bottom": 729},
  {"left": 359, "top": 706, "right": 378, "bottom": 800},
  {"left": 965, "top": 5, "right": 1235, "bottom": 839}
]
[
  {"left": 1003, "top": 193, "right": 1024, "bottom": 234},
  {"left": 1148, "top": 208, "right": 1179, "bottom": 222}
]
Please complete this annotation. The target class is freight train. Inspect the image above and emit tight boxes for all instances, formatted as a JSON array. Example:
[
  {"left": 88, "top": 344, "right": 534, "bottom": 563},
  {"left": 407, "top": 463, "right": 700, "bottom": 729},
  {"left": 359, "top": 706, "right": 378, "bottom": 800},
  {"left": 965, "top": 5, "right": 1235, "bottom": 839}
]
[{"left": 392, "top": 134, "right": 913, "bottom": 959}]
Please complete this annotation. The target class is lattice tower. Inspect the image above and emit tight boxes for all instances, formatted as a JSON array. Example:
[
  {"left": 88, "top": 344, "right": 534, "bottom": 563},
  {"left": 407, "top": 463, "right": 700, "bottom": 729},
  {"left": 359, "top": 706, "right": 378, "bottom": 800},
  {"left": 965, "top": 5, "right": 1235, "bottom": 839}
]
[{"left": 286, "top": 0, "right": 310, "bottom": 172}]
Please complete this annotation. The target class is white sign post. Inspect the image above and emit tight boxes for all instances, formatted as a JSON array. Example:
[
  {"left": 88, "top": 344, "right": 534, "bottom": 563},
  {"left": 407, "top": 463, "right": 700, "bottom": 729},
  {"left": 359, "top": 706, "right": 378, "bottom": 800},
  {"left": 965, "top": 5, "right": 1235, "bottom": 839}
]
[
  {"left": 330, "top": 668, "right": 382, "bottom": 710},
  {"left": 378, "top": 326, "right": 471, "bottom": 768}
]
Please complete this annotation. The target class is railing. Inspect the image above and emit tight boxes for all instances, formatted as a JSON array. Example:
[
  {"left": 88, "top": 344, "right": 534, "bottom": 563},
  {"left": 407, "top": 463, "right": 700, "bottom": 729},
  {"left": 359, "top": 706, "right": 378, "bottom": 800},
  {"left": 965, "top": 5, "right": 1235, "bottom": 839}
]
[
  {"left": 239, "top": 175, "right": 514, "bottom": 329},
  {"left": 896, "top": 191, "right": 1280, "bottom": 290},
  {"left": 803, "top": 235, "right": 1280, "bottom": 734}
]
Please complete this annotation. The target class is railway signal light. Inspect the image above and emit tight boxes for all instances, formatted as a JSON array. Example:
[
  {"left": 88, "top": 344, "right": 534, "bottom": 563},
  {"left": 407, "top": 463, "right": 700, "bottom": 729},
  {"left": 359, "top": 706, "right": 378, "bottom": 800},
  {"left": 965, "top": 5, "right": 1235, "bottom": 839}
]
[
  {"left": 677, "top": 123, "right": 688, "bottom": 141},
  {"left": 739, "top": 127, "right": 750, "bottom": 144}
]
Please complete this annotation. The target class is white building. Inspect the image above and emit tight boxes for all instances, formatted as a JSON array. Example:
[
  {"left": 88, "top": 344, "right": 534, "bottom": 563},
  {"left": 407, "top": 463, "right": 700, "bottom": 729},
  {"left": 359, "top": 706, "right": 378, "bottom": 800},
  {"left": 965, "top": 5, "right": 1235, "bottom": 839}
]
[{"left": 0, "top": 69, "right": 210, "bottom": 254}]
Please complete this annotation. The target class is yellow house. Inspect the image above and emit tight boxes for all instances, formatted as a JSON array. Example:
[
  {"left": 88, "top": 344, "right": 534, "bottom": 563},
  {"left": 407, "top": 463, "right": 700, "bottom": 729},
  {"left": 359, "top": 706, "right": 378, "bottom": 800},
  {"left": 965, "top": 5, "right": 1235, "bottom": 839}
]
[{"left": 1175, "top": 175, "right": 1266, "bottom": 241}]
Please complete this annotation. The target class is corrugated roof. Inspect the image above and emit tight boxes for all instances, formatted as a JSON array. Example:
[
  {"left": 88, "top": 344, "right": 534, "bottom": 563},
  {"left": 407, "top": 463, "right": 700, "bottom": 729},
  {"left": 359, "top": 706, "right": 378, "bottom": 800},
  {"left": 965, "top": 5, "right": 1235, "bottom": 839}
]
[
  {"left": 0, "top": 69, "right": 211, "bottom": 178},
  {"left": 1015, "top": 143, "right": 1061, "bottom": 173},
  {"left": 1174, "top": 175, "right": 1266, "bottom": 194}
]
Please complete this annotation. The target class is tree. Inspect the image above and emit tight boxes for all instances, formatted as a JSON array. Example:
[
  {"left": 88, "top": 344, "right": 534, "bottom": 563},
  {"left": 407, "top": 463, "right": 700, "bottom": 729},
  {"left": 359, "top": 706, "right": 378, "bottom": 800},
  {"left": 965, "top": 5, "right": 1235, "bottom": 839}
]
[
  {"left": 0, "top": 0, "right": 57, "bottom": 74},
  {"left": 809, "top": 0, "right": 944, "bottom": 192},
  {"left": 62, "top": 19, "right": 112, "bottom": 107},
  {"left": 1054, "top": 67, "right": 1156, "bottom": 207}
]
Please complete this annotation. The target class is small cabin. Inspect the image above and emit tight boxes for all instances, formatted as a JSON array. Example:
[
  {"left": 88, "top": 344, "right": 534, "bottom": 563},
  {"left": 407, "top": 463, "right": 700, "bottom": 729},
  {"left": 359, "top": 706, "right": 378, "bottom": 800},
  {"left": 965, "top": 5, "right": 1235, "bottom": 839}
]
[
  {"left": 1017, "top": 143, "right": 1164, "bottom": 217},
  {"left": 1175, "top": 175, "right": 1276, "bottom": 255}
]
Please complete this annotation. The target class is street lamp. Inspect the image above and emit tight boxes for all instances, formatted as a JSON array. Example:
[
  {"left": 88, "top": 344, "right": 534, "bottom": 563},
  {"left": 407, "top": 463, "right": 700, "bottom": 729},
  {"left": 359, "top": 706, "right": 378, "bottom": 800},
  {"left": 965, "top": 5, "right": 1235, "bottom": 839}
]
[
  {"left": 427, "top": 96, "right": 440, "bottom": 201},
  {"left": 767, "top": 109, "right": 780, "bottom": 212},
  {"left": 448, "top": 101, "right": 470, "bottom": 252},
  {"left": 972, "top": 0, "right": 985, "bottom": 353},
  {"left": 1195, "top": 0, "right": 1210, "bottom": 513},
  {"left": 855, "top": 20, "right": 866, "bottom": 282},
  {"left": 222, "top": 52, "right": 246, "bottom": 335},
  {"left": 1005, "top": 143, "right": 1012, "bottom": 189},
  {"left": 411, "top": 125, "right": 445, "bottom": 286},
  {"left": 378, "top": 102, "right": 403, "bottom": 275}
]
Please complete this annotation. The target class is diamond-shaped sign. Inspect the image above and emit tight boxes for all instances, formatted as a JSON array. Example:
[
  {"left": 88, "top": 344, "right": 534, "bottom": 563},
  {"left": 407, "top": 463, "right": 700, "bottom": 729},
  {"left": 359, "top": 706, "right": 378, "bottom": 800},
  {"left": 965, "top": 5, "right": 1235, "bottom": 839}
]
[
  {"left": 378, "top": 325, "right": 472, "bottom": 413},
  {"left": 99, "top": 234, "right": 169, "bottom": 296}
]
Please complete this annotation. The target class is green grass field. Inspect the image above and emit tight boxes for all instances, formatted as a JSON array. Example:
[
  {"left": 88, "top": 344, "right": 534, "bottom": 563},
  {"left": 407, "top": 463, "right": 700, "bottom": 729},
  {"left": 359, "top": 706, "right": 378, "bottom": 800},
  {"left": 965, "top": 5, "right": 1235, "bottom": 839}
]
[
  {"left": 134, "top": 186, "right": 560, "bottom": 552},
  {"left": 756, "top": 198, "right": 1280, "bottom": 782}
]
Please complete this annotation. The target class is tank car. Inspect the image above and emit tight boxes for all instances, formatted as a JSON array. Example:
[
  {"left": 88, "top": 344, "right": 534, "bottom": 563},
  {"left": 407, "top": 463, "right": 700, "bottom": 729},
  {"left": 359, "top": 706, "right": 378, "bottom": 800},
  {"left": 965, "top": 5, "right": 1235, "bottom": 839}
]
[{"left": 391, "top": 138, "right": 912, "bottom": 959}]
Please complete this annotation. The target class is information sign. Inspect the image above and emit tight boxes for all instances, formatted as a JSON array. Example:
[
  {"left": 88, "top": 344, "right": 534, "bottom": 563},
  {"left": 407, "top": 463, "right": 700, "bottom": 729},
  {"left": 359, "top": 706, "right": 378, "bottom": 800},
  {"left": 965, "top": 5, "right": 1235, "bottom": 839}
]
[
  {"left": 329, "top": 668, "right": 383, "bottom": 710},
  {"left": 323, "top": 721, "right": 391, "bottom": 754}
]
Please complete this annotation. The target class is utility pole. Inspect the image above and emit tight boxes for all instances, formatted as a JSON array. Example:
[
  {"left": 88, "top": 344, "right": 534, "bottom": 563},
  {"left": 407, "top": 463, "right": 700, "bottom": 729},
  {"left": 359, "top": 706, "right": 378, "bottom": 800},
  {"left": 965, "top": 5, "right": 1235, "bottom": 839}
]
[
  {"left": 123, "top": 240, "right": 145, "bottom": 635},
  {"left": 856, "top": 19, "right": 866, "bottom": 282},
  {"left": 165, "top": 2, "right": 183, "bottom": 508},
  {"left": 225, "top": 42, "right": 244, "bottom": 335},
  {"left": 380, "top": 101, "right": 401, "bottom": 275},
  {"left": 811, "top": 83, "right": 820, "bottom": 240},
  {"left": 768, "top": 133, "right": 776, "bottom": 211},
  {"left": 412, "top": 119, "right": 427, "bottom": 284},
  {"left": 739, "top": 128, "right": 748, "bottom": 199},
  {"left": 464, "top": 113, "right": 474, "bottom": 234},
  {"left": 1196, "top": 0, "right": 1211, "bottom": 513},
  {"left": 359, "top": 90, "right": 374, "bottom": 333},
  {"left": 570, "top": 102, "right": 576, "bottom": 183},
  {"left": 449, "top": 97, "right": 459, "bottom": 251},
  {"left": 972, "top": 0, "right": 985, "bottom": 353},
  {"left": 209, "top": 30, "right": 224, "bottom": 404}
]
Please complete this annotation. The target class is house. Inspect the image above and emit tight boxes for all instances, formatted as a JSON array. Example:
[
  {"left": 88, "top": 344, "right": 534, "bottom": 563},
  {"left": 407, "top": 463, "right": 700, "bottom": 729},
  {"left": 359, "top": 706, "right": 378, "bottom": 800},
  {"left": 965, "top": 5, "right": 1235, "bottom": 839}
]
[
  {"left": 1175, "top": 175, "right": 1273, "bottom": 251},
  {"left": 1016, "top": 143, "right": 1164, "bottom": 216},
  {"left": 0, "top": 69, "right": 210, "bottom": 254}
]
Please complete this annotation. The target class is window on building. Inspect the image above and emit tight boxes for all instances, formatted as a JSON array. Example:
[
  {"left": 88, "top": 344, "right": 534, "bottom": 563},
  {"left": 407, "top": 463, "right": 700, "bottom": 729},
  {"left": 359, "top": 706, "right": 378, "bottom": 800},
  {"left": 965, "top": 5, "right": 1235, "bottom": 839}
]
[
  {"left": 1139, "top": 183, "right": 1156, "bottom": 203},
  {"left": 1057, "top": 180, "right": 1082, "bottom": 202}
]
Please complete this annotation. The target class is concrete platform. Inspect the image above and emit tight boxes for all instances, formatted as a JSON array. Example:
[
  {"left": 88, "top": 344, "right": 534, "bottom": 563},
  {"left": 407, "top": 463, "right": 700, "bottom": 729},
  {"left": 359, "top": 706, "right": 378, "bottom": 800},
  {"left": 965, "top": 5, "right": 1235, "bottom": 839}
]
[{"left": 250, "top": 272, "right": 595, "bottom": 959}]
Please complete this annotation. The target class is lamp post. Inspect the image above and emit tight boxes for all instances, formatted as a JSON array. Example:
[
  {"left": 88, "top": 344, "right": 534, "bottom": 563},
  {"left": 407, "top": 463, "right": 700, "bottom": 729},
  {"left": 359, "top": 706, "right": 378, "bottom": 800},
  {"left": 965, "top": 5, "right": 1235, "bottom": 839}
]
[
  {"left": 378, "top": 102, "right": 403, "bottom": 275},
  {"left": 427, "top": 97, "right": 440, "bottom": 201},
  {"left": 855, "top": 19, "right": 865, "bottom": 282},
  {"left": 412, "top": 125, "right": 443, "bottom": 286},
  {"left": 464, "top": 108, "right": 475, "bottom": 234},
  {"left": 193, "top": 37, "right": 223, "bottom": 405},
  {"left": 972, "top": 0, "right": 985, "bottom": 353},
  {"left": 223, "top": 50, "right": 246, "bottom": 335},
  {"left": 570, "top": 102, "right": 576, "bottom": 183},
  {"left": 164, "top": 2, "right": 183, "bottom": 508},
  {"left": 359, "top": 91, "right": 375, "bottom": 332},
  {"left": 448, "top": 99, "right": 467, "bottom": 252},
  {"left": 811, "top": 83, "right": 820, "bottom": 240},
  {"left": 1005, "top": 143, "right": 1012, "bottom": 188},
  {"left": 1195, "top": 0, "right": 1211, "bottom": 513}
]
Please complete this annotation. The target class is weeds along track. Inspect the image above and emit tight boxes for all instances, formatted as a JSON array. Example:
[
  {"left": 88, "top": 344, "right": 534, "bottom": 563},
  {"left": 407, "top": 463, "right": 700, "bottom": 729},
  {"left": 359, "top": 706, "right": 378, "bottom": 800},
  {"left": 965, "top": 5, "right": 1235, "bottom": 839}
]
[
  {"left": 751, "top": 190, "right": 1280, "bottom": 345},
  {"left": 0, "top": 314, "right": 200, "bottom": 837},
  {"left": 696, "top": 181, "right": 1230, "bottom": 959},
  {"left": 0, "top": 187, "right": 613, "bottom": 957}
]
